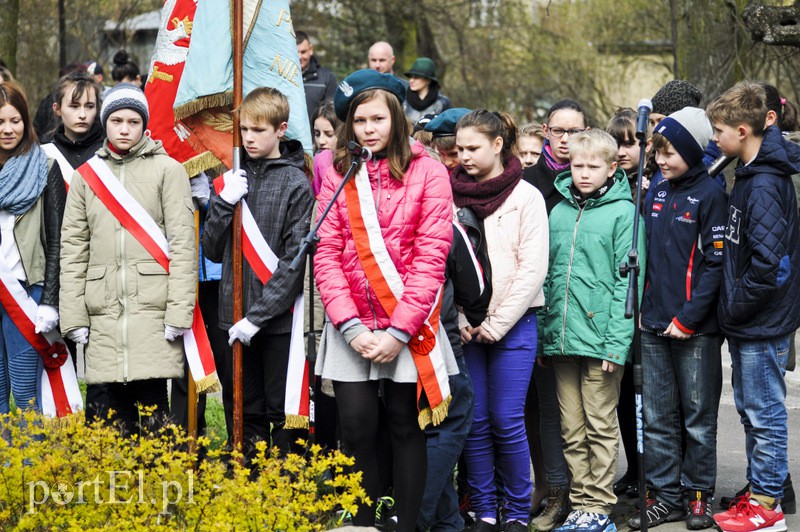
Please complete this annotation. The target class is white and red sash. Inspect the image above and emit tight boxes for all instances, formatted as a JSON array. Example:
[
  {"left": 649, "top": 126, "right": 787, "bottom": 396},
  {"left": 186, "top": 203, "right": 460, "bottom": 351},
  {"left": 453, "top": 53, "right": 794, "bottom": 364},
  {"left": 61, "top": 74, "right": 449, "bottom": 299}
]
[
  {"left": 40, "top": 143, "right": 74, "bottom": 192},
  {"left": 76, "top": 156, "right": 220, "bottom": 393},
  {"left": 0, "top": 256, "right": 82, "bottom": 417},
  {"left": 344, "top": 164, "right": 451, "bottom": 429},
  {"left": 213, "top": 175, "right": 309, "bottom": 429}
]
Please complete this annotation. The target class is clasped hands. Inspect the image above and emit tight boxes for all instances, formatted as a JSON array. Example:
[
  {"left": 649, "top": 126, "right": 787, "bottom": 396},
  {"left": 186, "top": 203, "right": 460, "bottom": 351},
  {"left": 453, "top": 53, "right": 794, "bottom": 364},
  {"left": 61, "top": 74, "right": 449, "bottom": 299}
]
[
  {"left": 350, "top": 331, "right": 404, "bottom": 364},
  {"left": 459, "top": 325, "right": 495, "bottom": 345}
]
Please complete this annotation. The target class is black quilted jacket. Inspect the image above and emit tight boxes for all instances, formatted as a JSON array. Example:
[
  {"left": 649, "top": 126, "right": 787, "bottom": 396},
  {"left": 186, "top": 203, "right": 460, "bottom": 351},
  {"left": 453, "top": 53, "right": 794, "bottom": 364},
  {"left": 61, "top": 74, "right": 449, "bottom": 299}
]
[{"left": 718, "top": 126, "right": 800, "bottom": 339}]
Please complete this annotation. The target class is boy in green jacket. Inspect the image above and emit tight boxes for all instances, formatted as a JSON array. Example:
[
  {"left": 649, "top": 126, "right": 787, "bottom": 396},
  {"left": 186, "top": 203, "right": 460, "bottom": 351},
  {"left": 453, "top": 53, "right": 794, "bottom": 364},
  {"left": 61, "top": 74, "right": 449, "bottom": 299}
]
[{"left": 542, "top": 129, "right": 646, "bottom": 532}]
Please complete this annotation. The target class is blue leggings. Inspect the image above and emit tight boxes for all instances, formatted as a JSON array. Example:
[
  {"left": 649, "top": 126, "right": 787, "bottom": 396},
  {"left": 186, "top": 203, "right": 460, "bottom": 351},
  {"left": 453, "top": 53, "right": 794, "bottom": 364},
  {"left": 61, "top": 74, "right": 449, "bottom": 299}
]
[
  {"left": 463, "top": 313, "right": 536, "bottom": 521},
  {"left": 0, "top": 283, "right": 43, "bottom": 413}
]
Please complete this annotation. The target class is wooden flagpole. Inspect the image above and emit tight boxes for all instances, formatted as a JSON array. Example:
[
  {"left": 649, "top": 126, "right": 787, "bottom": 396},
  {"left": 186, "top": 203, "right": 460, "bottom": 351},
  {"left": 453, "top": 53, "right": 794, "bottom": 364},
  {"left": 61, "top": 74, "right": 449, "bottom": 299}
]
[{"left": 232, "top": 0, "right": 245, "bottom": 461}]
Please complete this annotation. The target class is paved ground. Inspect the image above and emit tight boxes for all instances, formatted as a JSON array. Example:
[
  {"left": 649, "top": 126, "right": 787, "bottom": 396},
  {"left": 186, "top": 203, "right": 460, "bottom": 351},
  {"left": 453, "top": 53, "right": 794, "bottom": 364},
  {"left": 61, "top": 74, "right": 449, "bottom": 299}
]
[{"left": 611, "top": 337, "right": 800, "bottom": 531}]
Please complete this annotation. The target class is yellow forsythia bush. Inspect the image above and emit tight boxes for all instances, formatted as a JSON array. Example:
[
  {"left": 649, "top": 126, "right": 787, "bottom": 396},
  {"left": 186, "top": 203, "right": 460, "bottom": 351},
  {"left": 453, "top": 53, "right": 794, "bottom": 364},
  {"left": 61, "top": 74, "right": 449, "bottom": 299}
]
[{"left": 0, "top": 408, "right": 368, "bottom": 530}]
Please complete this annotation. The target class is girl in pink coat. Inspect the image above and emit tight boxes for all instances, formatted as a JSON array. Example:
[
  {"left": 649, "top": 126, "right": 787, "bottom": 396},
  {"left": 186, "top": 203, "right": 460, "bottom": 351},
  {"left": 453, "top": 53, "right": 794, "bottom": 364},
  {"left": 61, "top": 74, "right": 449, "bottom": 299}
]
[{"left": 315, "top": 69, "right": 455, "bottom": 531}]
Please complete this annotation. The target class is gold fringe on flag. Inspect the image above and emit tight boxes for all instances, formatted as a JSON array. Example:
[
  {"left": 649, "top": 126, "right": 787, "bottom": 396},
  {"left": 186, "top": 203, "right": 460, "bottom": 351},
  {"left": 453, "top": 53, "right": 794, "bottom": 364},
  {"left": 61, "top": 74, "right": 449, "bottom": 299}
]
[
  {"left": 174, "top": 92, "right": 233, "bottom": 121},
  {"left": 182, "top": 151, "right": 225, "bottom": 177}
]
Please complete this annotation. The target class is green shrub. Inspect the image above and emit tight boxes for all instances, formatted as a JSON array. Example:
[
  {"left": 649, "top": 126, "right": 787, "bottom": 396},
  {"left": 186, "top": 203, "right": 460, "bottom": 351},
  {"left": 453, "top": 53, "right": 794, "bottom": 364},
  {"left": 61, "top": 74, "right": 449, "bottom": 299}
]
[{"left": 0, "top": 408, "right": 367, "bottom": 530}]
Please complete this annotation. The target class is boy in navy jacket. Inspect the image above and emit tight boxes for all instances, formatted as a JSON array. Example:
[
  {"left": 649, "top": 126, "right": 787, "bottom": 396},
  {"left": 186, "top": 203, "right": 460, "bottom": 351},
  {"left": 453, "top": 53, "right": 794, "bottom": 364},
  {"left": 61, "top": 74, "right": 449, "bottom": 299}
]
[
  {"left": 706, "top": 81, "right": 800, "bottom": 532},
  {"left": 631, "top": 108, "right": 727, "bottom": 531}
]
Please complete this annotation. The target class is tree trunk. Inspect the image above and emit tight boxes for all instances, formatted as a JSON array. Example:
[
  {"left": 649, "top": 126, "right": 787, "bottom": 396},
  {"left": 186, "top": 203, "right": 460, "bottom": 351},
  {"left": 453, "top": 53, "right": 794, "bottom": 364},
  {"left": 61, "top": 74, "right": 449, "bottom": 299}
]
[
  {"left": 0, "top": 0, "right": 20, "bottom": 75},
  {"left": 669, "top": 0, "right": 680, "bottom": 78}
]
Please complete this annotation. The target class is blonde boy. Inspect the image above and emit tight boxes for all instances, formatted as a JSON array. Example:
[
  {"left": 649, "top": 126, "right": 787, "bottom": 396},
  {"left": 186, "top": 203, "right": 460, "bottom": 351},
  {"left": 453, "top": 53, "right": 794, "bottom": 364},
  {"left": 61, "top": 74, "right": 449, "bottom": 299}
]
[
  {"left": 202, "top": 87, "right": 314, "bottom": 458},
  {"left": 543, "top": 130, "right": 645, "bottom": 532},
  {"left": 705, "top": 81, "right": 800, "bottom": 532}
]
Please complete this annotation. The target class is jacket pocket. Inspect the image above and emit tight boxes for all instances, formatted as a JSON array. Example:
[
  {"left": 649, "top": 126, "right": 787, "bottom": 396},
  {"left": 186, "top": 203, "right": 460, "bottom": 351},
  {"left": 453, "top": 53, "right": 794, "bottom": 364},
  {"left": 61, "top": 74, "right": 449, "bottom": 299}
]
[
  {"left": 587, "top": 288, "right": 610, "bottom": 338},
  {"left": 85, "top": 265, "right": 107, "bottom": 315},
  {"left": 136, "top": 262, "right": 169, "bottom": 311}
]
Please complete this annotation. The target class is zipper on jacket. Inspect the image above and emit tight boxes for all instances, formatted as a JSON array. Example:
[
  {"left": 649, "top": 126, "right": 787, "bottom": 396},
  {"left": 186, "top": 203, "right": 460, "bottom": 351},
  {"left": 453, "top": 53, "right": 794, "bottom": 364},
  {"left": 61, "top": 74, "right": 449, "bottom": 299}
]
[
  {"left": 119, "top": 161, "right": 130, "bottom": 382},
  {"left": 365, "top": 278, "right": 378, "bottom": 330},
  {"left": 561, "top": 205, "right": 586, "bottom": 354}
]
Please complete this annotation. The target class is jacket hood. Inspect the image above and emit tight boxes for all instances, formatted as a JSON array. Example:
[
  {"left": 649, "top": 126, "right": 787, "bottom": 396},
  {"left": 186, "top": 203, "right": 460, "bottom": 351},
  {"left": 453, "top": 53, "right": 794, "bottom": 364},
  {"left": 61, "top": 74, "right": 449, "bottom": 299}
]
[
  {"left": 737, "top": 125, "right": 800, "bottom": 180},
  {"left": 245, "top": 138, "right": 306, "bottom": 175},
  {"left": 663, "top": 160, "right": 709, "bottom": 190},
  {"left": 50, "top": 120, "right": 104, "bottom": 148},
  {"left": 554, "top": 166, "right": 632, "bottom": 209},
  {"left": 99, "top": 135, "right": 166, "bottom": 161},
  {"left": 304, "top": 55, "right": 321, "bottom": 76}
]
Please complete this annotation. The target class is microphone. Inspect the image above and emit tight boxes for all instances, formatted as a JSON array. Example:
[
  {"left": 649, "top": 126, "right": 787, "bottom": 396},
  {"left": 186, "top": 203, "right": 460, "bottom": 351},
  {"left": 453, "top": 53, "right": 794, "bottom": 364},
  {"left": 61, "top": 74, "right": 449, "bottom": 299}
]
[
  {"left": 635, "top": 99, "right": 652, "bottom": 140},
  {"left": 348, "top": 141, "right": 373, "bottom": 161},
  {"left": 708, "top": 154, "right": 735, "bottom": 178}
]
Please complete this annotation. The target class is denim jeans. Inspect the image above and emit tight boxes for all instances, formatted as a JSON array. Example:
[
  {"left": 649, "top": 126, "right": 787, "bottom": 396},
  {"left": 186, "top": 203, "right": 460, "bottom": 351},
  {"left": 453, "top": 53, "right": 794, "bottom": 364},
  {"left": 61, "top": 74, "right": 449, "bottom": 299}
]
[
  {"left": 729, "top": 334, "right": 790, "bottom": 499},
  {"left": 463, "top": 314, "right": 536, "bottom": 521},
  {"left": 418, "top": 354, "right": 475, "bottom": 531},
  {"left": 0, "top": 283, "right": 43, "bottom": 413},
  {"left": 641, "top": 331, "right": 722, "bottom": 508}
]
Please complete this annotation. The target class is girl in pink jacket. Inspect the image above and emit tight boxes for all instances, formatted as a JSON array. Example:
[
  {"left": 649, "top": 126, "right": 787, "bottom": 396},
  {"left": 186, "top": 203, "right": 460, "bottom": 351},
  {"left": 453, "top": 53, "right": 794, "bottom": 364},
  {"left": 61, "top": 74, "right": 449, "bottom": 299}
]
[{"left": 314, "top": 69, "right": 455, "bottom": 531}]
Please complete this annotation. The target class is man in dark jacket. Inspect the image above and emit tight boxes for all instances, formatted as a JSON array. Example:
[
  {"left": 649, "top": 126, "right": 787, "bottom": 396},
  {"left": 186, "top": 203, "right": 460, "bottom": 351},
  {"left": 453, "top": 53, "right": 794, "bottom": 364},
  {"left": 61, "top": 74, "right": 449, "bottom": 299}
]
[{"left": 296, "top": 31, "right": 337, "bottom": 126}]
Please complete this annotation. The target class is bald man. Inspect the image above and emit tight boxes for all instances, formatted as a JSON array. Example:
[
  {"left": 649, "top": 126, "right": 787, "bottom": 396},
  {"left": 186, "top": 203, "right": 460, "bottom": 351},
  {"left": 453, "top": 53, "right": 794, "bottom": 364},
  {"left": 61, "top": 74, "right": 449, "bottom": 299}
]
[
  {"left": 368, "top": 41, "right": 409, "bottom": 89},
  {"left": 368, "top": 41, "right": 396, "bottom": 74}
]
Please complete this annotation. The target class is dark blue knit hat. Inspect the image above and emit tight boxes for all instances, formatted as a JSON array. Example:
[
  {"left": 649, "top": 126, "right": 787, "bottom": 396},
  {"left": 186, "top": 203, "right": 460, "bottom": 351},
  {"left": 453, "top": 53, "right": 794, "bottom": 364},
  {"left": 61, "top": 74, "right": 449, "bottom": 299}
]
[
  {"left": 653, "top": 107, "right": 712, "bottom": 168},
  {"left": 424, "top": 108, "right": 472, "bottom": 137},
  {"left": 334, "top": 69, "right": 407, "bottom": 121}
]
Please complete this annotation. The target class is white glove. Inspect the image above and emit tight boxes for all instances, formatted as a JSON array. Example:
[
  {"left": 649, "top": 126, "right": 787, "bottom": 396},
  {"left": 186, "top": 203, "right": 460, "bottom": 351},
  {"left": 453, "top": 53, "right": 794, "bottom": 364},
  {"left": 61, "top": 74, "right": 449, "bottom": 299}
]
[
  {"left": 66, "top": 327, "right": 89, "bottom": 345},
  {"left": 190, "top": 172, "right": 211, "bottom": 207},
  {"left": 218, "top": 169, "right": 248, "bottom": 205},
  {"left": 228, "top": 318, "right": 261, "bottom": 346},
  {"left": 164, "top": 325, "right": 190, "bottom": 342},
  {"left": 34, "top": 304, "right": 59, "bottom": 334}
]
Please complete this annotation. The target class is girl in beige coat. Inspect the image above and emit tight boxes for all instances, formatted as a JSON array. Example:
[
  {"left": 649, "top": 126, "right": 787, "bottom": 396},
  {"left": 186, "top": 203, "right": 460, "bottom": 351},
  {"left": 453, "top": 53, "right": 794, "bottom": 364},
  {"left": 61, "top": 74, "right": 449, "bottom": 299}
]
[{"left": 60, "top": 84, "right": 195, "bottom": 432}]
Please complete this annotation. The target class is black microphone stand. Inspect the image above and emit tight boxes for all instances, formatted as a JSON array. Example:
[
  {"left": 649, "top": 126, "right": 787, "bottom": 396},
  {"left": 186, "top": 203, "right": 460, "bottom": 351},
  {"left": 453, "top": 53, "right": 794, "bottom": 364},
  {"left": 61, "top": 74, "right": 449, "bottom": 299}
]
[
  {"left": 290, "top": 142, "right": 368, "bottom": 445},
  {"left": 619, "top": 126, "right": 649, "bottom": 532}
]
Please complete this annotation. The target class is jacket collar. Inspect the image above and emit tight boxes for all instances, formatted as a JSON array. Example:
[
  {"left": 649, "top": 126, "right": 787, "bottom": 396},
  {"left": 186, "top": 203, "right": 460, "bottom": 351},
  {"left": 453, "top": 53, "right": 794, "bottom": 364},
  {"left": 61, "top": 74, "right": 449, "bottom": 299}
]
[
  {"left": 736, "top": 125, "right": 800, "bottom": 180},
  {"left": 665, "top": 162, "right": 709, "bottom": 190},
  {"left": 554, "top": 167, "right": 632, "bottom": 209}
]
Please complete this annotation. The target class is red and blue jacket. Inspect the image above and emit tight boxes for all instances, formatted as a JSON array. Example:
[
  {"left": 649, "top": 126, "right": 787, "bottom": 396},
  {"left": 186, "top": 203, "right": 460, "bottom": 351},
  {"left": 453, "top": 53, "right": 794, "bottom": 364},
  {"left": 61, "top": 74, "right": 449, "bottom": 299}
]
[{"left": 641, "top": 163, "right": 728, "bottom": 335}]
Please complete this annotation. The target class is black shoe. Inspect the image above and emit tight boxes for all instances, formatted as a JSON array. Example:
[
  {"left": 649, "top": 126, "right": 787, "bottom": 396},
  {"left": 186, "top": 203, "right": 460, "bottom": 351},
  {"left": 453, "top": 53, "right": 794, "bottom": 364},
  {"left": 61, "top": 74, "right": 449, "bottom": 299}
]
[
  {"left": 783, "top": 473, "right": 796, "bottom": 514},
  {"left": 375, "top": 495, "right": 397, "bottom": 531},
  {"left": 500, "top": 519, "right": 529, "bottom": 532},
  {"left": 719, "top": 483, "right": 749, "bottom": 509},
  {"left": 686, "top": 491, "right": 715, "bottom": 530},
  {"left": 628, "top": 497, "right": 685, "bottom": 529},
  {"left": 614, "top": 472, "right": 638, "bottom": 496},
  {"left": 466, "top": 519, "right": 499, "bottom": 532}
]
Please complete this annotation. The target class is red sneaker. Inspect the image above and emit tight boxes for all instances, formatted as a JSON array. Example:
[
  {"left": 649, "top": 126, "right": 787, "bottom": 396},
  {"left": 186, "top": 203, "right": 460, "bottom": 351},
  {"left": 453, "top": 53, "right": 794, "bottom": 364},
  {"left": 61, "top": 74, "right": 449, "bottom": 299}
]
[
  {"left": 714, "top": 492, "right": 750, "bottom": 524},
  {"left": 715, "top": 498, "right": 786, "bottom": 532}
]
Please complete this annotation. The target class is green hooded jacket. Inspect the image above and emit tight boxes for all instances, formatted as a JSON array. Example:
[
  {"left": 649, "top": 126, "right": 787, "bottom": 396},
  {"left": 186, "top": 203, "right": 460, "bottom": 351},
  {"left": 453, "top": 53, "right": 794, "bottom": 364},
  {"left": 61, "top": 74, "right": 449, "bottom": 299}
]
[{"left": 541, "top": 167, "right": 646, "bottom": 364}]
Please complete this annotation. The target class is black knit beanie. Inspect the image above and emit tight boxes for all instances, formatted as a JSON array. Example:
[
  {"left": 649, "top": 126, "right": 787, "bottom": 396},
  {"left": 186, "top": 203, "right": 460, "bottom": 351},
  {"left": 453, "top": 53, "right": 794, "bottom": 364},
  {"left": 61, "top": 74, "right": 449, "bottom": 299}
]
[{"left": 651, "top": 80, "right": 703, "bottom": 116}]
